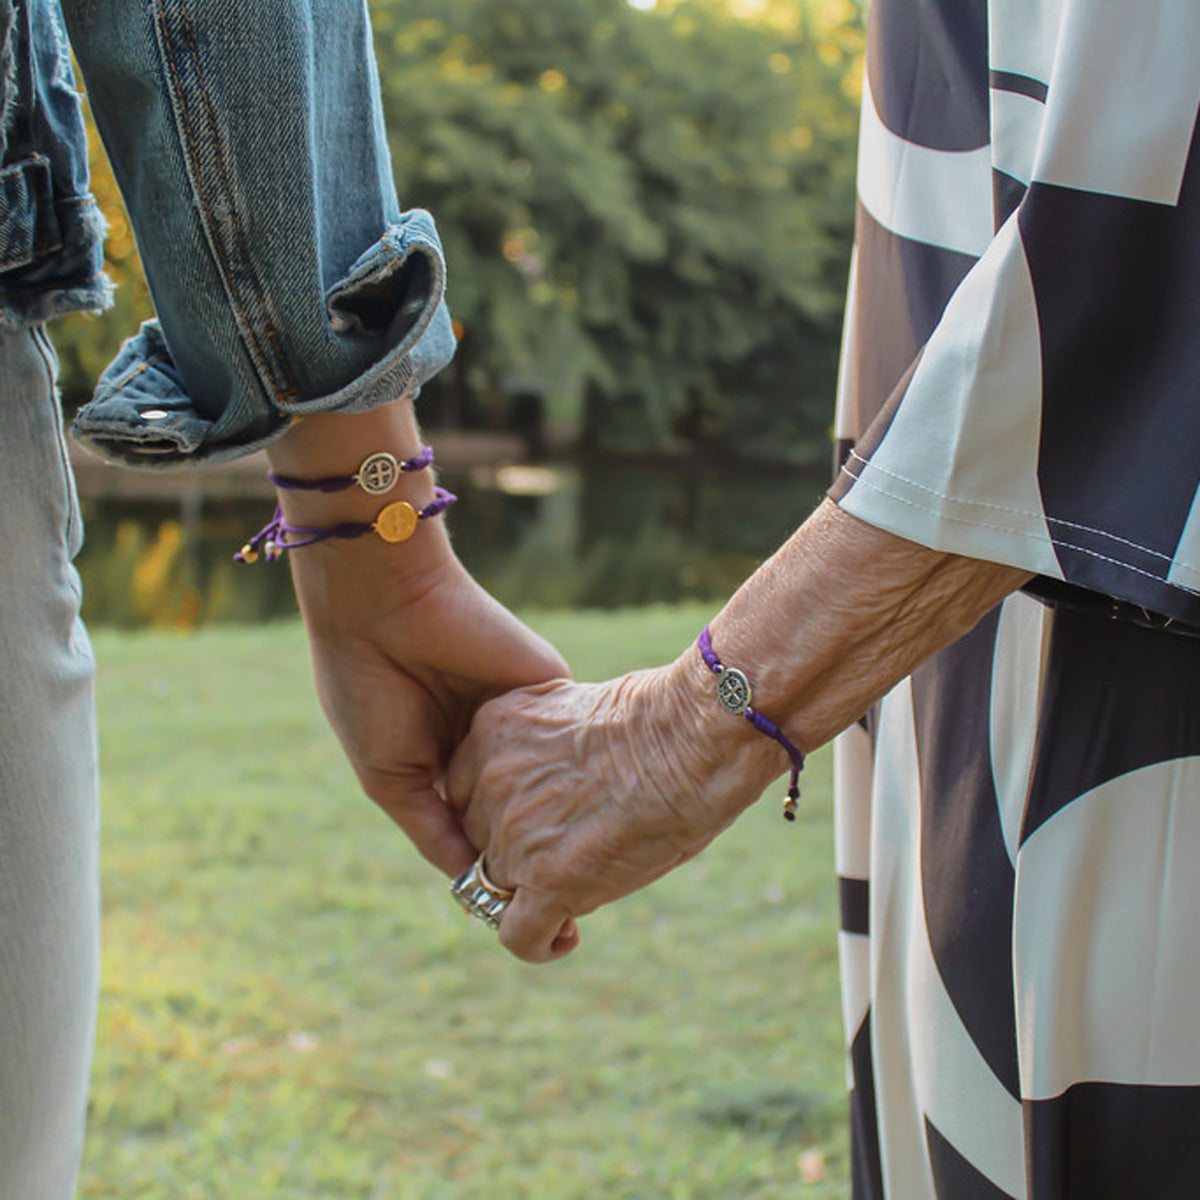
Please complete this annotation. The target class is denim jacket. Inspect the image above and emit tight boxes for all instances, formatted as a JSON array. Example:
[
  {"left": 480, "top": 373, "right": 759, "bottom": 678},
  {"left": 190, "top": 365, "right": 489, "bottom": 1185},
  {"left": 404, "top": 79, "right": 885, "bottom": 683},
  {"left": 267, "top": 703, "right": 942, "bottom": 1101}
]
[{"left": 2, "top": 0, "right": 455, "bottom": 468}]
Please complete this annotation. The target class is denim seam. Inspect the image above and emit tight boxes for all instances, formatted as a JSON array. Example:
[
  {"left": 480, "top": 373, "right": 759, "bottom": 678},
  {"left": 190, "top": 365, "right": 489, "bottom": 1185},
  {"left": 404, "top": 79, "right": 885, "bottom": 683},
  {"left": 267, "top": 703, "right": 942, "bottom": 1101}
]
[
  {"left": 176, "top": 1, "right": 298, "bottom": 405},
  {"left": 152, "top": 0, "right": 300, "bottom": 411},
  {"left": 96, "top": 352, "right": 170, "bottom": 399},
  {"left": 30, "top": 324, "right": 80, "bottom": 554}
]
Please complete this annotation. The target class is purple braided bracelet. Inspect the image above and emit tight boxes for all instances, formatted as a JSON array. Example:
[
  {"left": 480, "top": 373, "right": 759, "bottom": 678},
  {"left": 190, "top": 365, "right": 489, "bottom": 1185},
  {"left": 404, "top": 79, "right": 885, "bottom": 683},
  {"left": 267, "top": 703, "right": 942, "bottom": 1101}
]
[
  {"left": 235, "top": 487, "right": 457, "bottom": 563},
  {"left": 697, "top": 625, "right": 805, "bottom": 821},
  {"left": 268, "top": 445, "right": 434, "bottom": 495}
]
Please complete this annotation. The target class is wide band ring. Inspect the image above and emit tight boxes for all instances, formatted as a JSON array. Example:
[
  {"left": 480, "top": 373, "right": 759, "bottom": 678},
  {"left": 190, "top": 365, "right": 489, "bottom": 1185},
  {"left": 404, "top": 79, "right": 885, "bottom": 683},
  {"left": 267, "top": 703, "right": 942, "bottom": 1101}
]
[{"left": 450, "top": 857, "right": 516, "bottom": 930}]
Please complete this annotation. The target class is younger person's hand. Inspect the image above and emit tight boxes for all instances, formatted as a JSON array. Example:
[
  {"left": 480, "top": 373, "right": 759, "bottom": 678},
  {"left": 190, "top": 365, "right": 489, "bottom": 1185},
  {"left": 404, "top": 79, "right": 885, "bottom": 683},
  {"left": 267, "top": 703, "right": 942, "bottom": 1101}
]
[{"left": 267, "top": 404, "right": 569, "bottom": 877}]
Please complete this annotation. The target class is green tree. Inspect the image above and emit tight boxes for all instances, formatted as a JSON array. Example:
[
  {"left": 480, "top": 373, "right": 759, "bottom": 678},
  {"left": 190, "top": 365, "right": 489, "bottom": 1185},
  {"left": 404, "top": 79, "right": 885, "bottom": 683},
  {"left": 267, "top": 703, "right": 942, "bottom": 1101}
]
[{"left": 375, "top": 0, "right": 863, "bottom": 457}]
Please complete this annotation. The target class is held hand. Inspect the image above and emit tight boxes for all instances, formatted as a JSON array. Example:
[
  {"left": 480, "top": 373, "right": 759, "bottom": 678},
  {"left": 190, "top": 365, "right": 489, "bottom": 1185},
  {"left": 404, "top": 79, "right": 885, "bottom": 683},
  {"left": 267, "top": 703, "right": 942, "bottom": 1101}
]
[
  {"left": 294, "top": 547, "right": 569, "bottom": 879},
  {"left": 441, "top": 500, "right": 1030, "bottom": 962},
  {"left": 265, "top": 403, "right": 568, "bottom": 879},
  {"left": 445, "top": 659, "right": 785, "bottom": 962}
]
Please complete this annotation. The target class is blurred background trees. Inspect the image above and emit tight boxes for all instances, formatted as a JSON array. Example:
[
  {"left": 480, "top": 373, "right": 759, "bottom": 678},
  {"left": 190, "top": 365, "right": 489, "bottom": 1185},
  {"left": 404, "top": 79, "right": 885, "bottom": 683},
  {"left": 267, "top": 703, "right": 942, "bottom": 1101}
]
[{"left": 55, "top": 0, "right": 863, "bottom": 463}]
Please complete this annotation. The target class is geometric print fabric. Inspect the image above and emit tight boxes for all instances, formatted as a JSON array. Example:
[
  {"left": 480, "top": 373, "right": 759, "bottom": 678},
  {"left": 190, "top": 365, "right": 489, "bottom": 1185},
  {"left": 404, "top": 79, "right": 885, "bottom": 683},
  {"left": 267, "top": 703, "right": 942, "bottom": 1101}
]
[
  {"left": 830, "top": 2, "right": 1200, "bottom": 1194},
  {"left": 837, "top": 597, "right": 1200, "bottom": 1197},
  {"left": 833, "top": 2, "right": 1200, "bottom": 625}
]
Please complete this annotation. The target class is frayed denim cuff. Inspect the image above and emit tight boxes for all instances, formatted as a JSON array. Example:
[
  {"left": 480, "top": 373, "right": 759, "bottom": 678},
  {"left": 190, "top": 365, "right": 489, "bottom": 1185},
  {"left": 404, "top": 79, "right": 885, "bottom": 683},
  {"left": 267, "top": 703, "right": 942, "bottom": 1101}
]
[
  {"left": 0, "top": 161, "right": 112, "bottom": 330},
  {"left": 72, "top": 212, "right": 456, "bottom": 470}
]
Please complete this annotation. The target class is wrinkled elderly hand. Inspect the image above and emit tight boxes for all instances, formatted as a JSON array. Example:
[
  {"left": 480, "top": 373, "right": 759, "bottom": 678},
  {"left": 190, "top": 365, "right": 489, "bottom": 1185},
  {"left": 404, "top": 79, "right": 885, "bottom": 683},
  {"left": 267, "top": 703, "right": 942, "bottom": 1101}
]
[
  {"left": 445, "top": 500, "right": 1030, "bottom": 963},
  {"left": 445, "top": 659, "right": 785, "bottom": 962}
]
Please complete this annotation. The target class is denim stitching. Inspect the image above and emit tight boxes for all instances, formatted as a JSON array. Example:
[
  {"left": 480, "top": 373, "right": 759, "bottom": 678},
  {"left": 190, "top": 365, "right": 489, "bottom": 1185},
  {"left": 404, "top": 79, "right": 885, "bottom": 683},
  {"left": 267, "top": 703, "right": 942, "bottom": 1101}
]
[
  {"left": 153, "top": 0, "right": 299, "bottom": 408},
  {"left": 839, "top": 459, "right": 1200, "bottom": 596},
  {"left": 840, "top": 451, "right": 1176, "bottom": 561},
  {"left": 30, "top": 324, "right": 80, "bottom": 551},
  {"left": 177, "top": 1, "right": 299, "bottom": 404},
  {"left": 156, "top": 0, "right": 292, "bottom": 401},
  {"left": 96, "top": 352, "right": 169, "bottom": 398},
  {"left": 0, "top": 247, "right": 32, "bottom": 271}
]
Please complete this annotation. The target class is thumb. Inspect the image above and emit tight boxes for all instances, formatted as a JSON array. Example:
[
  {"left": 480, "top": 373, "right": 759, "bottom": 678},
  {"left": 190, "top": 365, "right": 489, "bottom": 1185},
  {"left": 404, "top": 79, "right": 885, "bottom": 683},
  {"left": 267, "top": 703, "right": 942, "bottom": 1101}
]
[
  {"left": 497, "top": 888, "right": 582, "bottom": 963},
  {"left": 365, "top": 775, "right": 478, "bottom": 877}
]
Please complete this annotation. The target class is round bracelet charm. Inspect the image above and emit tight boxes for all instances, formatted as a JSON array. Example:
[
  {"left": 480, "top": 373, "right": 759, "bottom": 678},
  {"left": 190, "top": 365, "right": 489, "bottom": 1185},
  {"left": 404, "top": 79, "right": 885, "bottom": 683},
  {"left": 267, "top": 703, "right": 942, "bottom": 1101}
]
[
  {"left": 716, "top": 667, "right": 752, "bottom": 715},
  {"left": 356, "top": 452, "right": 400, "bottom": 495},
  {"left": 373, "top": 500, "right": 419, "bottom": 543}
]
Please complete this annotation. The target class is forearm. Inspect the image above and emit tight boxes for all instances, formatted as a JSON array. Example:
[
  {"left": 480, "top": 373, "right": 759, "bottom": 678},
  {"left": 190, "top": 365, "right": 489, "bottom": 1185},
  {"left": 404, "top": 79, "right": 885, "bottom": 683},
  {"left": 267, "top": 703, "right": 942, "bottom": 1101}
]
[
  {"left": 670, "top": 499, "right": 1031, "bottom": 818},
  {"left": 444, "top": 499, "right": 1027, "bottom": 958}
]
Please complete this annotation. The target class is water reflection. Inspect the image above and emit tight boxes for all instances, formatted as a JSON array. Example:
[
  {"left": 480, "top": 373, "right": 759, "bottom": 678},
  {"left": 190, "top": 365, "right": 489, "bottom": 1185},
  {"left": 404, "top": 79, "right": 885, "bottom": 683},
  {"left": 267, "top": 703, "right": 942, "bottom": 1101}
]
[{"left": 76, "top": 462, "right": 828, "bottom": 628}]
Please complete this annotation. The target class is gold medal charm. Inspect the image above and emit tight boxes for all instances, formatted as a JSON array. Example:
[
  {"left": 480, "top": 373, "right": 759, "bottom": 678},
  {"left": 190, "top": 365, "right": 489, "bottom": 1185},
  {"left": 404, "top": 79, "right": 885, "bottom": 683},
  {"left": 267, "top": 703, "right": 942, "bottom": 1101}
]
[{"left": 373, "top": 501, "right": 419, "bottom": 543}]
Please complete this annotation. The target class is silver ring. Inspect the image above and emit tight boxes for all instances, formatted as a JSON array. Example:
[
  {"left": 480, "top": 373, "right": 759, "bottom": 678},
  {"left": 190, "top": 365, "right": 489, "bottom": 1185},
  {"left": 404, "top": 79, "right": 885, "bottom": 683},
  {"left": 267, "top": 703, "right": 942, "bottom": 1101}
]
[{"left": 450, "top": 857, "right": 515, "bottom": 929}]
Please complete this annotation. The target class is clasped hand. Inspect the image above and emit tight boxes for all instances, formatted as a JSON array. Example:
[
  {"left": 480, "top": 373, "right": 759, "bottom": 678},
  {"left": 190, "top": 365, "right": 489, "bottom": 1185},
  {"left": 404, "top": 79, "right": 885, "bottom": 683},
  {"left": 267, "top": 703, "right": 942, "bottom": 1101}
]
[
  {"left": 445, "top": 659, "right": 787, "bottom": 963},
  {"left": 272, "top": 407, "right": 799, "bottom": 963}
]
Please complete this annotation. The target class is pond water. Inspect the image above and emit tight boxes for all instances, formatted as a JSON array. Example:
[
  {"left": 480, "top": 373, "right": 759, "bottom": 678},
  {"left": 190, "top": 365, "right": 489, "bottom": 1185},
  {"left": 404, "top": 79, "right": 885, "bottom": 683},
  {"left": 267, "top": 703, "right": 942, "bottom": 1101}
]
[{"left": 75, "top": 460, "right": 830, "bottom": 628}]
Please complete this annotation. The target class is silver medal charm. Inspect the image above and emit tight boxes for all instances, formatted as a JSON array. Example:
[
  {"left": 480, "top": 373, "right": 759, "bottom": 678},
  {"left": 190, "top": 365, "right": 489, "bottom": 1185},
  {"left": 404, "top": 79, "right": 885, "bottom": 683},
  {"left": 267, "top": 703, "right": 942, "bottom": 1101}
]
[
  {"left": 355, "top": 452, "right": 400, "bottom": 495},
  {"left": 716, "top": 667, "right": 752, "bottom": 715}
]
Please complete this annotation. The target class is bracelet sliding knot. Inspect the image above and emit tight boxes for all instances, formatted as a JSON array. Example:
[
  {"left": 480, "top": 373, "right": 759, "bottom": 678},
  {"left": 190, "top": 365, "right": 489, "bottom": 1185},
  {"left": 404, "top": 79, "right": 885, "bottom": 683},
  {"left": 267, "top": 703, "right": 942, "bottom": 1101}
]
[
  {"left": 235, "top": 488, "right": 456, "bottom": 562},
  {"left": 697, "top": 624, "right": 805, "bottom": 822}
]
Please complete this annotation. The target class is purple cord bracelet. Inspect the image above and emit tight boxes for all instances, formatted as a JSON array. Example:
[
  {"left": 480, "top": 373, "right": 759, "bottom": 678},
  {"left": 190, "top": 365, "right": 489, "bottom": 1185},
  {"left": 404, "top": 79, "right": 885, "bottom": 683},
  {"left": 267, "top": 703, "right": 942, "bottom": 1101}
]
[
  {"left": 268, "top": 446, "right": 435, "bottom": 495},
  {"left": 235, "top": 488, "right": 457, "bottom": 563},
  {"left": 697, "top": 625, "right": 805, "bottom": 821}
]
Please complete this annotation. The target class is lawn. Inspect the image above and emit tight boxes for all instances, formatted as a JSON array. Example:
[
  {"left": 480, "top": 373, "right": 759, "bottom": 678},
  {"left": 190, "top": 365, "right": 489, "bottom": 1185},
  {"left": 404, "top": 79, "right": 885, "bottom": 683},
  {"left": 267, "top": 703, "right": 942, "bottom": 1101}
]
[{"left": 83, "top": 606, "right": 849, "bottom": 1198}]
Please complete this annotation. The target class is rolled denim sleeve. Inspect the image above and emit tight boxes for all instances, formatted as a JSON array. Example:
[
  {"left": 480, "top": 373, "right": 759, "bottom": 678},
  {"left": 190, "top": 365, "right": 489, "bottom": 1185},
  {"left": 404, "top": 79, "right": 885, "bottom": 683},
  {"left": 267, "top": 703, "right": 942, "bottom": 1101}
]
[{"left": 61, "top": 0, "right": 455, "bottom": 468}]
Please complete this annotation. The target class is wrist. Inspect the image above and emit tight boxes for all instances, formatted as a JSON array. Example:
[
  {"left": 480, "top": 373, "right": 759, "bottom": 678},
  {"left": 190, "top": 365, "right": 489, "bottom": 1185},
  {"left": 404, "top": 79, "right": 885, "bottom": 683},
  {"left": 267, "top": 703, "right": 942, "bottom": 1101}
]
[
  {"left": 253, "top": 398, "right": 462, "bottom": 594},
  {"left": 287, "top": 525, "right": 468, "bottom": 639},
  {"left": 267, "top": 401, "right": 423, "bottom": 474},
  {"left": 267, "top": 403, "right": 437, "bottom": 526},
  {"left": 658, "top": 646, "right": 789, "bottom": 828}
]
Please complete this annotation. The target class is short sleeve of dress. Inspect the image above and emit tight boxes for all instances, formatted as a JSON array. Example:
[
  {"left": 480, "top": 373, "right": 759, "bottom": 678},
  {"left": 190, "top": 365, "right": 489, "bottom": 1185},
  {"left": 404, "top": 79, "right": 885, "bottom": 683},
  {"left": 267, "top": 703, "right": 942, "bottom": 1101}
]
[{"left": 832, "top": 1, "right": 1200, "bottom": 628}]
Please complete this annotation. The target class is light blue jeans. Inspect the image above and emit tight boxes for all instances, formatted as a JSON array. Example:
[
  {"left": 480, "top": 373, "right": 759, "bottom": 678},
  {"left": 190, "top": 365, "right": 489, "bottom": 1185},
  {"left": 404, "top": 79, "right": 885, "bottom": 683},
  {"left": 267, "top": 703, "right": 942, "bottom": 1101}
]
[{"left": 0, "top": 325, "right": 98, "bottom": 1198}]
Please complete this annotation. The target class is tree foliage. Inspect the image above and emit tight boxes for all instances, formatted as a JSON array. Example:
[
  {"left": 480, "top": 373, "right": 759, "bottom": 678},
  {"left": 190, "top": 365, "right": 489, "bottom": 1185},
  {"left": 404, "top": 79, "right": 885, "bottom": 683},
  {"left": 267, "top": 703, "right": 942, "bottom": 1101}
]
[
  {"left": 374, "top": 0, "right": 863, "bottom": 456},
  {"left": 55, "top": 0, "right": 864, "bottom": 460}
]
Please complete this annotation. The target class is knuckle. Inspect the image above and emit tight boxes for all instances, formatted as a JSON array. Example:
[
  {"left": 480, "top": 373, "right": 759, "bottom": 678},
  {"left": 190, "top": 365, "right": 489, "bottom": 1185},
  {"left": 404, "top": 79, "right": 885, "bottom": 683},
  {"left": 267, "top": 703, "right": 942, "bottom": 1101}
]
[{"left": 358, "top": 769, "right": 404, "bottom": 806}]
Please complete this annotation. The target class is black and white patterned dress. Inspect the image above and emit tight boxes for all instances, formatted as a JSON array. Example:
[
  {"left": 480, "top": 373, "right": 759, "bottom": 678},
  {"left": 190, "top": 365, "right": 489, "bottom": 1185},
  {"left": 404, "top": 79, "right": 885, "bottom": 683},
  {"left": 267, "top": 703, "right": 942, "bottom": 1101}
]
[{"left": 829, "top": 2, "right": 1200, "bottom": 1196}]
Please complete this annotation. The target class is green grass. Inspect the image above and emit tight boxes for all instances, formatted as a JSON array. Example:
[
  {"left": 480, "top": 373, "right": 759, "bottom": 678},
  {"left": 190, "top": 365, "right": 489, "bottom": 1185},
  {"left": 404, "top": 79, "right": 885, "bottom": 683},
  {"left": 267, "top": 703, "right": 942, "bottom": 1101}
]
[{"left": 83, "top": 606, "right": 849, "bottom": 1198}]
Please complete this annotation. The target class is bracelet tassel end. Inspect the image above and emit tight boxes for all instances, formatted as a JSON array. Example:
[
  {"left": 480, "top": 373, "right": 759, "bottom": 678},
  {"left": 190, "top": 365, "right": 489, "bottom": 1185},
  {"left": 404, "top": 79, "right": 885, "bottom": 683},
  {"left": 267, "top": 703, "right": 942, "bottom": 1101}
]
[{"left": 782, "top": 785, "right": 800, "bottom": 822}]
